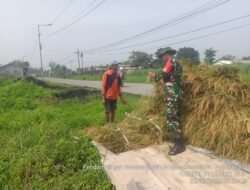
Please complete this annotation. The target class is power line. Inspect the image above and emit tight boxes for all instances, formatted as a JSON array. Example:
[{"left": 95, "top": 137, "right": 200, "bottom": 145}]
[
  {"left": 51, "top": 0, "right": 76, "bottom": 24},
  {"left": 122, "top": 0, "right": 229, "bottom": 43},
  {"left": 68, "top": 0, "right": 99, "bottom": 23},
  {"left": 63, "top": 57, "right": 77, "bottom": 66},
  {"left": 83, "top": 0, "right": 229, "bottom": 52},
  {"left": 47, "top": 0, "right": 106, "bottom": 37},
  {"left": 123, "top": 0, "right": 230, "bottom": 42},
  {"left": 148, "top": 23, "right": 250, "bottom": 51},
  {"left": 149, "top": 0, "right": 224, "bottom": 31},
  {"left": 86, "top": 14, "right": 250, "bottom": 53},
  {"left": 85, "top": 23, "right": 250, "bottom": 55},
  {"left": 51, "top": 26, "right": 250, "bottom": 68},
  {"left": 42, "top": 0, "right": 76, "bottom": 35},
  {"left": 57, "top": 53, "right": 75, "bottom": 63},
  {"left": 84, "top": 0, "right": 229, "bottom": 53},
  {"left": 28, "top": 1, "right": 75, "bottom": 64},
  {"left": 28, "top": 0, "right": 230, "bottom": 68}
]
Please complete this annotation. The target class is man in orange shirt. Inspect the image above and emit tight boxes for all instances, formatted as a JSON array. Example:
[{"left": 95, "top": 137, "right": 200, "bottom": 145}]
[{"left": 102, "top": 62, "right": 127, "bottom": 123}]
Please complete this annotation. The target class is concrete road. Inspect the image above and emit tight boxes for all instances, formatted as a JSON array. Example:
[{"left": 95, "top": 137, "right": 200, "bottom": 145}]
[{"left": 41, "top": 77, "right": 154, "bottom": 96}]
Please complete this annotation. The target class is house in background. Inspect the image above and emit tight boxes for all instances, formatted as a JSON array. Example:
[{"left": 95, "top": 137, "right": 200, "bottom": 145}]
[{"left": 0, "top": 61, "right": 29, "bottom": 77}]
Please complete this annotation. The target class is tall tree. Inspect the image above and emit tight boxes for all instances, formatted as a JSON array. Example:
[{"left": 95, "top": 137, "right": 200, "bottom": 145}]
[
  {"left": 49, "top": 63, "right": 71, "bottom": 76},
  {"left": 176, "top": 47, "right": 200, "bottom": 64},
  {"left": 129, "top": 51, "right": 152, "bottom": 68},
  {"left": 204, "top": 48, "right": 217, "bottom": 64}
]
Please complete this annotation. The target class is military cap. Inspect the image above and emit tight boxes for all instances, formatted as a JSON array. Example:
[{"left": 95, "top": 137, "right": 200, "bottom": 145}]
[{"left": 158, "top": 47, "right": 177, "bottom": 58}]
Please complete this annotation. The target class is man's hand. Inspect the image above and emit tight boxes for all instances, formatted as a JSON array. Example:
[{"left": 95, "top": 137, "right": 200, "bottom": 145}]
[
  {"left": 148, "top": 72, "right": 156, "bottom": 78},
  {"left": 120, "top": 96, "right": 127, "bottom": 105}
]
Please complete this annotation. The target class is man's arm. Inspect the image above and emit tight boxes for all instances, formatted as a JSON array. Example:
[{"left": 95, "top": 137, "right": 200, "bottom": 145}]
[
  {"left": 117, "top": 84, "right": 127, "bottom": 105},
  {"left": 101, "top": 73, "right": 107, "bottom": 104},
  {"left": 148, "top": 71, "right": 163, "bottom": 82},
  {"left": 102, "top": 73, "right": 107, "bottom": 95}
]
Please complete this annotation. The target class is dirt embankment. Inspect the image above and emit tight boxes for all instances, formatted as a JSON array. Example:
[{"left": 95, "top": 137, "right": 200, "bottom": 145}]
[{"left": 25, "top": 76, "right": 99, "bottom": 100}]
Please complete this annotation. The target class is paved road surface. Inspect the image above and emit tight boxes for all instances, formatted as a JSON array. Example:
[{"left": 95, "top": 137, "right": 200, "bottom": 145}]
[{"left": 42, "top": 77, "right": 154, "bottom": 96}]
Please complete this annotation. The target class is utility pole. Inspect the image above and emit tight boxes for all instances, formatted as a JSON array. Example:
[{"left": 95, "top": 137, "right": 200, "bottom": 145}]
[
  {"left": 38, "top": 23, "right": 52, "bottom": 77},
  {"left": 38, "top": 26, "right": 43, "bottom": 76},
  {"left": 80, "top": 52, "right": 84, "bottom": 73},
  {"left": 74, "top": 49, "right": 81, "bottom": 73}
]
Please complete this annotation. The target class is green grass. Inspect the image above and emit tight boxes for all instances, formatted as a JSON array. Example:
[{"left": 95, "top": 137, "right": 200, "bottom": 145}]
[
  {"left": 241, "top": 74, "right": 250, "bottom": 83},
  {"left": 0, "top": 77, "right": 142, "bottom": 190}
]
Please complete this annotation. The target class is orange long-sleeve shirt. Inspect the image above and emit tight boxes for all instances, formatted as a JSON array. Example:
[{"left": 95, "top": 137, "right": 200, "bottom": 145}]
[{"left": 102, "top": 69, "right": 122, "bottom": 100}]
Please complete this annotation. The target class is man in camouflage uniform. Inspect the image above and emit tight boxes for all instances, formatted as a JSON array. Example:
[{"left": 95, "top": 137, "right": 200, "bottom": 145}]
[{"left": 148, "top": 48, "right": 185, "bottom": 155}]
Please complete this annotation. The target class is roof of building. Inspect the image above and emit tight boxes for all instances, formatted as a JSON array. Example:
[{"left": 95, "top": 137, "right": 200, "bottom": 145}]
[{"left": 0, "top": 61, "right": 29, "bottom": 69}]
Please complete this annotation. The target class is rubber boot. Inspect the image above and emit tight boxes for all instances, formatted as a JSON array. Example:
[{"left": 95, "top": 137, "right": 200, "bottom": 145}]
[{"left": 168, "top": 139, "right": 186, "bottom": 156}]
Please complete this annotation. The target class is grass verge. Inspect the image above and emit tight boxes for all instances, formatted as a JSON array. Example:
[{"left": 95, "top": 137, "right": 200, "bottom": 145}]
[{"left": 0, "top": 76, "right": 142, "bottom": 189}]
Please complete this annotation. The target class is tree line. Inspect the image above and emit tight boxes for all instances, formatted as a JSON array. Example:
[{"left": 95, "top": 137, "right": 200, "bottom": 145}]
[
  {"left": 3, "top": 47, "right": 250, "bottom": 76},
  {"left": 124, "top": 47, "right": 249, "bottom": 68}
]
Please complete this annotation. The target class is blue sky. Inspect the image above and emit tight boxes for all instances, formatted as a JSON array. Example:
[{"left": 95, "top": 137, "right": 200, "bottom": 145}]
[{"left": 0, "top": 0, "right": 249, "bottom": 69}]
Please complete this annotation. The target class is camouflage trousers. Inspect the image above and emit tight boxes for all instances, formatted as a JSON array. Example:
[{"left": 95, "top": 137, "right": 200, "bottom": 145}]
[{"left": 164, "top": 82, "right": 182, "bottom": 140}]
